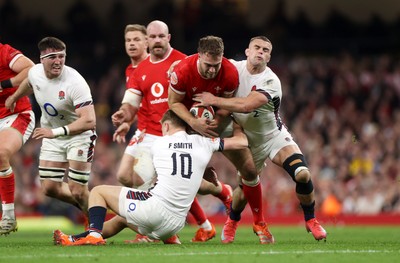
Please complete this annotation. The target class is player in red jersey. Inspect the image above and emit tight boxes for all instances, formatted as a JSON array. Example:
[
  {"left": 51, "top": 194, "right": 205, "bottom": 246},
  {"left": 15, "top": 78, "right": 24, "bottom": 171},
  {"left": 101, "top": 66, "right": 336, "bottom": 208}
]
[
  {"left": 169, "top": 36, "right": 271, "bottom": 244},
  {"left": 111, "top": 21, "right": 232, "bottom": 243},
  {"left": 0, "top": 43, "right": 35, "bottom": 235}
]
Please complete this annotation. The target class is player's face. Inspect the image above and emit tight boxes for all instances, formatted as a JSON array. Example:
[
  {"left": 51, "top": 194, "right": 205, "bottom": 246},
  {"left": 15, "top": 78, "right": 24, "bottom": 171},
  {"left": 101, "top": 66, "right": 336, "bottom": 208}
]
[
  {"left": 40, "top": 49, "right": 66, "bottom": 79},
  {"left": 147, "top": 26, "right": 171, "bottom": 59},
  {"left": 246, "top": 39, "right": 272, "bottom": 67},
  {"left": 125, "top": 31, "right": 148, "bottom": 59},
  {"left": 198, "top": 53, "right": 222, "bottom": 79}
]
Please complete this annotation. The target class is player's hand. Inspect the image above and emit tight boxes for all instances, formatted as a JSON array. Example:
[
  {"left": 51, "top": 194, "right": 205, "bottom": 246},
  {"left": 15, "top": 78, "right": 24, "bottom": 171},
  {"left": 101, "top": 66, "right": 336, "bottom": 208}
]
[
  {"left": 5, "top": 96, "right": 16, "bottom": 113},
  {"left": 193, "top": 92, "right": 216, "bottom": 107},
  {"left": 32, "top": 127, "right": 54, "bottom": 139},
  {"left": 111, "top": 110, "right": 126, "bottom": 127},
  {"left": 190, "top": 117, "right": 219, "bottom": 138},
  {"left": 202, "top": 167, "right": 219, "bottom": 187},
  {"left": 113, "top": 122, "right": 130, "bottom": 143}
]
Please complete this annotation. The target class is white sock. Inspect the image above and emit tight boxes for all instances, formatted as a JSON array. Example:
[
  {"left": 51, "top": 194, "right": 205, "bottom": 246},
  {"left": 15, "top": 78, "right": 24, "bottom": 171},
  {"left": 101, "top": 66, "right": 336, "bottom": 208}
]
[
  {"left": 1, "top": 203, "right": 15, "bottom": 219},
  {"left": 89, "top": 231, "right": 102, "bottom": 238},
  {"left": 199, "top": 219, "right": 212, "bottom": 231}
]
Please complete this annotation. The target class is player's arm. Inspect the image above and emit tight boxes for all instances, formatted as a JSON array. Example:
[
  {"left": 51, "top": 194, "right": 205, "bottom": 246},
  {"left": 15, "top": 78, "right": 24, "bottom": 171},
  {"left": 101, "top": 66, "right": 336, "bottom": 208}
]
[
  {"left": 0, "top": 55, "right": 34, "bottom": 90},
  {"left": 5, "top": 78, "right": 34, "bottom": 112},
  {"left": 220, "top": 122, "right": 248, "bottom": 150},
  {"left": 194, "top": 91, "right": 267, "bottom": 113},
  {"left": 32, "top": 103, "right": 96, "bottom": 139},
  {"left": 168, "top": 87, "right": 218, "bottom": 137}
]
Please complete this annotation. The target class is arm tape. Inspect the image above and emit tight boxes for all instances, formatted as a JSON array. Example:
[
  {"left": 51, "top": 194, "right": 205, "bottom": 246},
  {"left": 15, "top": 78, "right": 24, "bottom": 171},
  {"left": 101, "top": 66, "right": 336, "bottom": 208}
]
[
  {"left": 121, "top": 90, "right": 141, "bottom": 108},
  {"left": 0, "top": 79, "right": 13, "bottom": 88}
]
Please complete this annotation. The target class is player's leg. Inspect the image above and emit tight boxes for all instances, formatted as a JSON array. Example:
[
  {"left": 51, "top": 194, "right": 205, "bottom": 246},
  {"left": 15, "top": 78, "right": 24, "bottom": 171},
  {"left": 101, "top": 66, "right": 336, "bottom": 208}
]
[
  {"left": 0, "top": 111, "right": 34, "bottom": 235},
  {"left": 0, "top": 129, "right": 22, "bottom": 235},
  {"left": 199, "top": 167, "right": 233, "bottom": 214},
  {"left": 189, "top": 197, "right": 216, "bottom": 242},
  {"left": 273, "top": 144, "right": 327, "bottom": 241},
  {"left": 54, "top": 185, "right": 123, "bottom": 246},
  {"left": 222, "top": 148, "right": 274, "bottom": 244}
]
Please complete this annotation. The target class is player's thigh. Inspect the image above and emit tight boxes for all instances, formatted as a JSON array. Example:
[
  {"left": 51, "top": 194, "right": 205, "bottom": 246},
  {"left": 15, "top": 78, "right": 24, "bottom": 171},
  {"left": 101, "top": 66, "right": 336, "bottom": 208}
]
[
  {"left": 0, "top": 129, "right": 23, "bottom": 160},
  {"left": 223, "top": 148, "right": 257, "bottom": 180},
  {"left": 91, "top": 185, "right": 121, "bottom": 213}
]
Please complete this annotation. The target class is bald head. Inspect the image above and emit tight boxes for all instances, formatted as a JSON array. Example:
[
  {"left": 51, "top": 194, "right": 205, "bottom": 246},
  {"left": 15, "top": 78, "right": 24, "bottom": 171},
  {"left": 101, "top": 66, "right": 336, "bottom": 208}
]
[{"left": 147, "top": 20, "right": 169, "bottom": 35}]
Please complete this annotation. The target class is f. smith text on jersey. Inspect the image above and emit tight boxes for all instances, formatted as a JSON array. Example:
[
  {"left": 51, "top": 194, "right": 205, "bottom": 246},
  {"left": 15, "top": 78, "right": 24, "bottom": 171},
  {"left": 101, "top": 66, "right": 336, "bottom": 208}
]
[{"left": 169, "top": 143, "right": 193, "bottom": 149}]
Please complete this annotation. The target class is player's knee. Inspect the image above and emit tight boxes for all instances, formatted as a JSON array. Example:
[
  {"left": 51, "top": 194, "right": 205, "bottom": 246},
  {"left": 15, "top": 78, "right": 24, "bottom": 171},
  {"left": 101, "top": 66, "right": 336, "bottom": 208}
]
[
  {"left": 282, "top": 153, "right": 310, "bottom": 182},
  {"left": 117, "top": 172, "right": 133, "bottom": 187},
  {"left": 0, "top": 148, "right": 11, "bottom": 164},
  {"left": 295, "top": 179, "right": 314, "bottom": 195},
  {"left": 133, "top": 149, "right": 156, "bottom": 190}
]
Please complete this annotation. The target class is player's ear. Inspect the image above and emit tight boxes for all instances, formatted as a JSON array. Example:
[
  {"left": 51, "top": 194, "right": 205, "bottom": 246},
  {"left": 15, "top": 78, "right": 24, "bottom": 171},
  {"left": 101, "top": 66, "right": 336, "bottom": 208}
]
[{"left": 245, "top": 48, "right": 250, "bottom": 57}]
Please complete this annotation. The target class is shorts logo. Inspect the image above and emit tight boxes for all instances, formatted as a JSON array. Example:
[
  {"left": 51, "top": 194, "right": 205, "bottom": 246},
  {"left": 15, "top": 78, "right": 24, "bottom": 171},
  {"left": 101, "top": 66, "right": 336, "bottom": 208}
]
[
  {"left": 77, "top": 149, "right": 83, "bottom": 156},
  {"left": 58, "top": 90, "right": 65, "bottom": 100},
  {"left": 128, "top": 202, "right": 136, "bottom": 212},
  {"left": 285, "top": 137, "right": 291, "bottom": 142}
]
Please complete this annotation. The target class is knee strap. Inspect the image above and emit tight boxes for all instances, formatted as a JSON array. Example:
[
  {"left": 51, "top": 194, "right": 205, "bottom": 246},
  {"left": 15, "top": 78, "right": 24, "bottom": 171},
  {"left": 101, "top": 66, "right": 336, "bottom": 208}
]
[
  {"left": 68, "top": 168, "right": 90, "bottom": 185},
  {"left": 39, "top": 166, "right": 66, "bottom": 182},
  {"left": 282, "top": 153, "right": 308, "bottom": 181},
  {"left": 296, "top": 180, "right": 314, "bottom": 195}
]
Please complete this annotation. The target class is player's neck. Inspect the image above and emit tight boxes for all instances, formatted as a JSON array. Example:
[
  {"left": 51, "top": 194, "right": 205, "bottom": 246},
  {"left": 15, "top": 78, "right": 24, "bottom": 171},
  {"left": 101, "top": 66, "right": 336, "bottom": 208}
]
[
  {"left": 247, "top": 63, "right": 266, "bottom": 75},
  {"left": 131, "top": 53, "right": 149, "bottom": 67}
]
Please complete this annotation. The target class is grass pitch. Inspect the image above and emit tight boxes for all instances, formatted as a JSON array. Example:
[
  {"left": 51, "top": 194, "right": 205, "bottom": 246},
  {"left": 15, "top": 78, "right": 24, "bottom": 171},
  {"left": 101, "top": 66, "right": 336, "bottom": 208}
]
[{"left": 0, "top": 218, "right": 399, "bottom": 263}]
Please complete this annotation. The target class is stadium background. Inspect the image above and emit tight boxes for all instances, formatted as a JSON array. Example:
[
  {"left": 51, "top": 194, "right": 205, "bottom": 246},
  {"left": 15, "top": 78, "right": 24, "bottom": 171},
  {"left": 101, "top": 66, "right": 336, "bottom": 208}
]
[{"left": 1, "top": 0, "right": 400, "bottom": 225}]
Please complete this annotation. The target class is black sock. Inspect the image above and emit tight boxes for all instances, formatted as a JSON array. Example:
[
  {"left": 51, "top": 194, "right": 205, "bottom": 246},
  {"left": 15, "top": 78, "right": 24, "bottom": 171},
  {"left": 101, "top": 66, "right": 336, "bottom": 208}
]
[
  {"left": 301, "top": 201, "right": 315, "bottom": 221},
  {"left": 88, "top": 206, "right": 107, "bottom": 233},
  {"left": 72, "top": 231, "right": 90, "bottom": 240},
  {"left": 229, "top": 204, "right": 242, "bottom": 221}
]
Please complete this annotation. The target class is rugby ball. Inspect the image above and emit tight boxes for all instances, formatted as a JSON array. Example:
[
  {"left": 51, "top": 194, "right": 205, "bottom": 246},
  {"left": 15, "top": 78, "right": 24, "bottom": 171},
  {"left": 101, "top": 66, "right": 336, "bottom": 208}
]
[{"left": 190, "top": 103, "right": 215, "bottom": 121}]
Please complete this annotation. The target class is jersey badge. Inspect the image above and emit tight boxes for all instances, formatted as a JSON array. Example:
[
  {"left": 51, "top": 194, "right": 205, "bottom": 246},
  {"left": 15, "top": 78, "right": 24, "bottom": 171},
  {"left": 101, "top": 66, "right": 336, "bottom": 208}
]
[
  {"left": 58, "top": 90, "right": 65, "bottom": 100},
  {"left": 214, "top": 86, "right": 221, "bottom": 93},
  {"left": 192, "top": 86, "right": 198, "bottom": 93},
  {"left": 170, "top": 72, "right": 178, "bottom": 85},
  {"left": 35, "top": 85, "right": 40, "bottom": 91},
  {"left": 77, "top": 149, "right": 83, "bottom": 157},
  {"left": 142, "top": 75, "right": 146, "bottom": 81}
]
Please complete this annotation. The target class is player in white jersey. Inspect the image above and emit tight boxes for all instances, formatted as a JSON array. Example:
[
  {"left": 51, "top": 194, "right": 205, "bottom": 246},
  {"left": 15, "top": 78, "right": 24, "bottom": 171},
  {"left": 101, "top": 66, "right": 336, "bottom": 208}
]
[
  {"left": 53, "top": 109, "right": 248, "bottom": 246},
  {"left": 6, "top": 37, "right": 96, "bottom": 218},
  {"left": 194, "top": 36, "right": 327, "bottom": 243}
]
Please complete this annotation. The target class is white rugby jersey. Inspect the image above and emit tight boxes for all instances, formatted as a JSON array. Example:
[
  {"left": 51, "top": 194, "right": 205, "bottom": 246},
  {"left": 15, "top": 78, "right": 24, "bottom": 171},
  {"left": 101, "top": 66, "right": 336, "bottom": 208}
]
[
  {"left": 230, "top": 60, "right": 283, "bottom": 147},
  {"left": 150, "top": 131, "right": 222, "bottom": 217},
  {"left": 28, "top": 64, "right": 94, "bottom": 135}
]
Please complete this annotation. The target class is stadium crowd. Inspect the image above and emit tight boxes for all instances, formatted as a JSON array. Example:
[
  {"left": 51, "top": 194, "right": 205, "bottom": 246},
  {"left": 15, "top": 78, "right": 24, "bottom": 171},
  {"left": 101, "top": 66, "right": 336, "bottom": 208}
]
[{"left": 1, "top": 0, "right": 400, "bottom": 222}]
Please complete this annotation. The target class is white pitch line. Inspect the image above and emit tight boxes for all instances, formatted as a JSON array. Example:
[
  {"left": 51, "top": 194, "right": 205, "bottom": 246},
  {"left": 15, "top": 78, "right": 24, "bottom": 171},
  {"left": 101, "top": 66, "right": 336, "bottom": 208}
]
[{"left": 0, "top": 249, "right": 397, "bottom": 259}]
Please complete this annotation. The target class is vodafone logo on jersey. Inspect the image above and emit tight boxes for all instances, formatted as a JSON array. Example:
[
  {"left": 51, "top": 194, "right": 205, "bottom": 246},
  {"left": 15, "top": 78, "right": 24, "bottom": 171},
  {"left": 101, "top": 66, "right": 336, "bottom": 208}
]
[{"left": 151, "top": 82, "right": 164, "bottom": 97}]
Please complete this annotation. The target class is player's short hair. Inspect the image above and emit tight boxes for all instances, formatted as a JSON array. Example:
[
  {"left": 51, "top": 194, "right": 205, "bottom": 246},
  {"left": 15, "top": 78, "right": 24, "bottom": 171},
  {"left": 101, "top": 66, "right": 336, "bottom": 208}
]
[
  {"left": 161, "top": 110, "right": 188, "bottom": 129},
  {"left": 38, "top": 37, "right": 66, "bottom": 52},
  {"left": 197, "top": 36, "right": 224, "bottom": 56},
  {"left": 125, "top": 24, "right": 147, "bottom": 36},
  {"left": 249, "top": 36, "right": 272, "bottom": 47}
]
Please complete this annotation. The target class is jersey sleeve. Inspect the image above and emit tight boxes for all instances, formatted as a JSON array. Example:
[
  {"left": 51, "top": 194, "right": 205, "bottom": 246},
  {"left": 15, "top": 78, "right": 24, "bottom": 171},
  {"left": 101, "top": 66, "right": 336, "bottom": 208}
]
[
  {"left": 169, "top": 62, "right": 188, "bottom": 95},
  {"left": 69, "top": 70, "right": 93, "bottom": 108}
]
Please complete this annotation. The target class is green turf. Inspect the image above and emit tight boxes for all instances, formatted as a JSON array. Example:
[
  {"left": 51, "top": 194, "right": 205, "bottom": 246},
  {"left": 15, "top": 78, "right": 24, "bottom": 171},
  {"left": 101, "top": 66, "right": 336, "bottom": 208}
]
[{"left": 0, "top": 221, "right": 399, "bottom": 263}]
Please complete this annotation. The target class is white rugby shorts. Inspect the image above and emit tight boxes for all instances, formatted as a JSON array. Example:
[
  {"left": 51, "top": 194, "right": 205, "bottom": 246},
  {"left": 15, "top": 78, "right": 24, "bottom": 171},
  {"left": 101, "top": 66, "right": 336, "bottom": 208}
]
[
  {"left": 39, "top": 133, "right": 96, "bottom": 163},
  {"left": 0, "top": 111, "right": 35, "bottom": 144},
  {"left": 118, "top": 187, "right": 185, "bottom": 240}
]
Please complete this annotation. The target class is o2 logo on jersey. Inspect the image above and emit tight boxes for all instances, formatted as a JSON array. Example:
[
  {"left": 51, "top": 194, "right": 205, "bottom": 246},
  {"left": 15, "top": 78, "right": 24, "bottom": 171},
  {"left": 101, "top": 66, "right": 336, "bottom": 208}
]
[
  {"left": 128, "top": 202, "right": 136, "bottom": 212},
  {"left": 151, "top": 82, "right": 164, "bottom": 97}
]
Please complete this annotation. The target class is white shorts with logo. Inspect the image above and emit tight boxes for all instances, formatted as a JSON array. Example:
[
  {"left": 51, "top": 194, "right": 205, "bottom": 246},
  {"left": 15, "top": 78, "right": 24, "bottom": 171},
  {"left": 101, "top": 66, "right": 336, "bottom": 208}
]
[
  {"left": 250, "top": 126, "right": 298, "bottom": 171},
  {"left": 124, "top": 130, "right": 160, "bottom": 157},
  {"left": 0, "top": 111, "right": 35, "bottom": 144},
  {"left": 39, "top": 132, "right": 97, "bottom": 163},
  {"left": 118, "top": 187, "right": 185, "bottom": 240}
]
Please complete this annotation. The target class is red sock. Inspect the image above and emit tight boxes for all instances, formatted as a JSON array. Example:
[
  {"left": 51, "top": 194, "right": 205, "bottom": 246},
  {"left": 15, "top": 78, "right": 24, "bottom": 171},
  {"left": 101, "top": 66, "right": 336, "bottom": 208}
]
[
  {"left": 0, "top": 172, "right": 15, "bottom": 204},
  {"left": 189, "top": 197, "right": 207, "bottom": 225},
  {"left": 215, "top": 183, "right": 231, "bottom": 201},
  {"left": 242, "top": 182, "right": 264, "bottom": 224}
]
